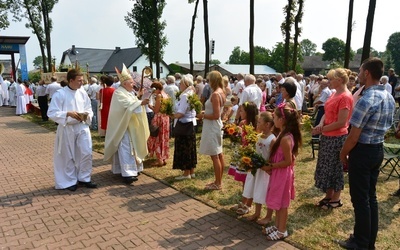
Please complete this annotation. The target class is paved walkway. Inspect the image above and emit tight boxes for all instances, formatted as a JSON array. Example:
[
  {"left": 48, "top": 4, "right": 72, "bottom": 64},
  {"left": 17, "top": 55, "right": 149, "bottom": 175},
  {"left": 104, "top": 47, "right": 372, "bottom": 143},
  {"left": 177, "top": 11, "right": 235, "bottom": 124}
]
[{"left": 0, "top": 107, "right": 299, "bottom": 250}]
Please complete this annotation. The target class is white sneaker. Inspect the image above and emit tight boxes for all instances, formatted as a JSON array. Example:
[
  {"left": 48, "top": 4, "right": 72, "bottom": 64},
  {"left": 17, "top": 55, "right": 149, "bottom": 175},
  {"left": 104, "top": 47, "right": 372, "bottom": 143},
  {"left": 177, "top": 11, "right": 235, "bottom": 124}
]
[
  {"left": 175, "top": 175, "right": 191, "bottom": 180},
  {"left": 191, "top": 174, "right": 196, "bottom": 178}
]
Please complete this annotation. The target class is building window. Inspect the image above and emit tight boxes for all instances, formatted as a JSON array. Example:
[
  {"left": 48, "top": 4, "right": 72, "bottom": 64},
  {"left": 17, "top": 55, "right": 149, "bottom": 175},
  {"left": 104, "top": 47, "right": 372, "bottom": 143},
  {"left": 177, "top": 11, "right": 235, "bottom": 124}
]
[
  {"left": 160, "top": 66, "right": 163, "bottom": 73},
  {"left": 132, "top": 66, "right": 137, "bottom": 72}
]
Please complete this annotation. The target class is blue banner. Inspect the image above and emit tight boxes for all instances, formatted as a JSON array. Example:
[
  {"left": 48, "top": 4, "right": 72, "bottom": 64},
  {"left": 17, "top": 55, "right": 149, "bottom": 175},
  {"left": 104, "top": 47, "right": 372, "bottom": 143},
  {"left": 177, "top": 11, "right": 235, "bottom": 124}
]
[
  {"left": 19, "top": 45, "right": 28, "bottom": 81},
  {"left": 0, "top": 44, "right": 19, "bottom": 52}
]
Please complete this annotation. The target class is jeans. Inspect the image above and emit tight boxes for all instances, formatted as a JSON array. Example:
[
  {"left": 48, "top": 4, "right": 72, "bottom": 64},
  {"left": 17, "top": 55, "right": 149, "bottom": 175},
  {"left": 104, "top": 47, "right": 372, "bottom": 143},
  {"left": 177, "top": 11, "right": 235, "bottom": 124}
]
[
  {"left": 348, "top": 143, "right": 383, "bottom": 250},
  {"left": 90, "top": 99, "right": 98, "bottom": 130}
]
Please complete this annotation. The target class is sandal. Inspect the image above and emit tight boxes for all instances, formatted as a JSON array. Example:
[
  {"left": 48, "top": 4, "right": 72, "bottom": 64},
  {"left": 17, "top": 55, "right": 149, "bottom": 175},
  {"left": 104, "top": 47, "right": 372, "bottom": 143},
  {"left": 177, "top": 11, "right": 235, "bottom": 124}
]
[
  {"left": 266, "top": 230, "right": 288, "bottom": 241},
  {"left": 262, "top": 225, "right": 277, "bottom": 235},
  {"left": 321, "top": 200, "right": 343, "bottom": 210},
  {"left": 315, "top": 197, "right": 331, "bottom": 207},
  {"left": 230, "top": 202, "right": 244, "bottom": 212},
  {"left": 236, "top": 204, "right": 251, "bottom": 215},
  {"left": 204, "top": 183, "right": 221, "bottom": 190}
]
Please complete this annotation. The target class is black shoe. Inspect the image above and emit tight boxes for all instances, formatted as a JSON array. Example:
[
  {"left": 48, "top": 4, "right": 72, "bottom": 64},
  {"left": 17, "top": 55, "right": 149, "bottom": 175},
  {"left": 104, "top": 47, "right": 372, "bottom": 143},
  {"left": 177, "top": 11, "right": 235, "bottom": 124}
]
[
  {"left": 123, "top": 176, "right": 138, "bottom": 184},
  {"left": 78, "top": 181, "right": 97, "bottom": 188},
  {"left": 390, "top": 189, "right": 400, "bottom": 197},
  {"left": 336, "top": 235, "right": 358, "bottom": 250},
  {"left": 65, "top": 184, "right": 77, "bottom": 191}
]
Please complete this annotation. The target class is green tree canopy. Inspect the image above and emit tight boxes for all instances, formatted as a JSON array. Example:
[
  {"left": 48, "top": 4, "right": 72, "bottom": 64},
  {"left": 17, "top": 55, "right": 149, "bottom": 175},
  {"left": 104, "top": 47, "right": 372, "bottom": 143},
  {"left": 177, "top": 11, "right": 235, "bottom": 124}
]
[
  {"left": 227, "top": 46, "right": 270, "bottom": 65},
  {"left": 387, "top": 32, "right": 400, "bottom": 73},
  {"left": 210, "top": 59, "right": 221, "bottom": 65},
  {"left": 269, "top": 42, "right": 303, "bottom": 73},
  {"left": 322, "top": 37, "right": 353, "bottom": 65},
  {"left": 300, "top": 39, "right": 317, "bottom": 56},
  {"left": 33, "top": 55, "right": 46, "bottom": 69}
]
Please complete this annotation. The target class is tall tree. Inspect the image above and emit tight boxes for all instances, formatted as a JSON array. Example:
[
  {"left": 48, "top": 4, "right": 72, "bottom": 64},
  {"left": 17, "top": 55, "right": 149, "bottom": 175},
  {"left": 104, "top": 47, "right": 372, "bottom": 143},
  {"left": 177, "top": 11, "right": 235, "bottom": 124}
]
[
  {"left": 281, "top": 0, "right": 296, "bottom": 72},
  {"left": 33, "top": 55, "right": 46, "bottom": 69},
  {"left": 188, "top": 0, "right": 200, "bottom": 75},
  {"left": 249, "top": 0, "right": 255, "bottom": 74},
  {"left": 0, "top": 1, "right": 10, "bottom": 29},
  {"left": 300, "top": 39, "right": 317, "bottom": 56},
  {"left": 361, "top": 0, "right": 376, "bottom": 62},
  {"left": 322, "top": 37, "right": 351, "bottom": 66},
  {"left": 203, "top": 0, "right": 210, "bottom": 78},
  {"left": 344, "top": 0, "right": 354, "bottom": 68},
  {"left": 387, "top": 32, "right": 400, "bottom": 73},
  {"left": 291, "top": 0, "right": 303, "bottom": 70},
  {"left": 125, "top": 0, "right": 167, "bottom": 78},
  {"left": 7, "top": 0, "right": 58, "bottom": 72}
]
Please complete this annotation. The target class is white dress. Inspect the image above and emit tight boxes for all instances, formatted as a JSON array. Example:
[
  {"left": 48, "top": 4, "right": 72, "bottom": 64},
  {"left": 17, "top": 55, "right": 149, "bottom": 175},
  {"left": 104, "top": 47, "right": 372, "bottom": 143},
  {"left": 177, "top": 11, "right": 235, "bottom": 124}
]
[
  {"left": 242, "top": 134, "right": 275, "bottom": 204},
  {"left": 15, "top": 84, "right": 27, "bottom": 115},
  {"left": 199, "top": 93, "right": 223, "bottom": 155}
]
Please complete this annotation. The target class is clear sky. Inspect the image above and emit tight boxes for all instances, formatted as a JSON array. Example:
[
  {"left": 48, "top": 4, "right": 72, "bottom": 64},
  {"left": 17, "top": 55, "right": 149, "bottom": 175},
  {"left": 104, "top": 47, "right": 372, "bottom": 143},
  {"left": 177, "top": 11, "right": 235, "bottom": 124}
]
[{"left": 1, "top": 0, "right": 399, "bottom": 70}]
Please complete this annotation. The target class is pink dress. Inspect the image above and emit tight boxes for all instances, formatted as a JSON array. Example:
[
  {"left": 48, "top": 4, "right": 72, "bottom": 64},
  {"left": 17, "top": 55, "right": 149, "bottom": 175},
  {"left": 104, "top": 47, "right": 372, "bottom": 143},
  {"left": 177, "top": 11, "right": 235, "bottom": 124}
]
[
  {"left": 266, "top": 133, "right": 295, "bottom": 210},
  {"left": 147, "top": 97, "right": 170, "bottom": 162}
]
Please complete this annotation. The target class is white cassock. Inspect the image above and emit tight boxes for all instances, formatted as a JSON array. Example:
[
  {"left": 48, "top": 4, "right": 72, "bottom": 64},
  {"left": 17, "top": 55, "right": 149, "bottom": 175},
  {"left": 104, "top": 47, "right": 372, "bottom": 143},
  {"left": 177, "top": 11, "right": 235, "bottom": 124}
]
[
  {"left": 47, "top": 87, "right": 94, "bottom": 189},
  {"left": 8, "top": 82, "right": 17, "bottom": 107},
  {"left": 16, "top": 84, "right": 27, "bottom": 115},
  {"left": 0, "top": 76, "right": 9, "bottom": 105}
]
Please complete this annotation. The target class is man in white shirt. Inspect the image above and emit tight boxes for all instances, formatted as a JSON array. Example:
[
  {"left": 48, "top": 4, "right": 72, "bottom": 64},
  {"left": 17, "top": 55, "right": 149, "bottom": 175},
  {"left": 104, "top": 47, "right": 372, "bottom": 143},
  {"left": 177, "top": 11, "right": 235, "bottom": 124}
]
[
  {"left": 239, "top": 74, "right": 262, "bottom": 109},
  {"left": 380, "top": 75, "right": 392, "bottom": 94},
  {"left": 87, "top": 76, "right": 100, "bottom": 130},
  {"left": 112, "top": 76, "right": 120, "bottom": 89},
  {"left": 232, "top": 73, "right": 245, "bottom": 101},
  {"left": 164, "top": 75, "right": 179, "bottom": 107},
  {"left": 45, "top": 76, "right": 62, "bottom": 102}
]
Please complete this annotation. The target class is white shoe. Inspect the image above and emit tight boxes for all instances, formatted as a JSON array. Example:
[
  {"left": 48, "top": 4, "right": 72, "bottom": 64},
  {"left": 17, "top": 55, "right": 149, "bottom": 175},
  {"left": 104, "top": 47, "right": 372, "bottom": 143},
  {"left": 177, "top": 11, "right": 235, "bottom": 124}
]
[
  {"left": 175, "top": 175, "right": 191, "bottom": 180},
  {"left": 191, "top": 174, "right": 196, "bottom": 178}
]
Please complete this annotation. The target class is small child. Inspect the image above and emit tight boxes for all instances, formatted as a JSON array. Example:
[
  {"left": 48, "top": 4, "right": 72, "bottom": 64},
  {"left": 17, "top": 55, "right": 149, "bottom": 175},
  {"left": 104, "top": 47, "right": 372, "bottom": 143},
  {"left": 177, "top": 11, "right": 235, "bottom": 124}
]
[
  {"left": 262, "top": 103, "right": 302, "bottom": 241},
  {"left": 241, "top": 112, "right": 277, "bottom": 225},
  {"left": 227, "top": 96, "right": 239, "bottom": 124}
]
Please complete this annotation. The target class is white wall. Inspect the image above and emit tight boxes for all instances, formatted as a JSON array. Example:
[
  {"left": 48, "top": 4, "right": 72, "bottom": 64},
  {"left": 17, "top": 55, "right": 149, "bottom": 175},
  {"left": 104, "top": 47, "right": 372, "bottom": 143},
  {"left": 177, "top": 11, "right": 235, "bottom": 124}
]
[{"left": 129, "top": 55, "right": 169, "bottom": 79}]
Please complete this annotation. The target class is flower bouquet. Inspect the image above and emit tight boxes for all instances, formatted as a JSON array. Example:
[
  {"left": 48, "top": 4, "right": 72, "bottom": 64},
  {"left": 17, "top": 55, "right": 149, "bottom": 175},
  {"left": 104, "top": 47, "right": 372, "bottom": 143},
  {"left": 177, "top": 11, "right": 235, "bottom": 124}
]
[
  {"left": 238, "top": 144, "right": 267, "bottom": 176},
  {"left": 188, "top": 94, "right": 203, "bottom": 114},
  {"left": 243, "top": 124, "right": 259, "bottom": 145},
  {"left": 160, "top": 98, "right": 174, "bottom": 116},
  {"left": 222, "top": 123, "right": 241, "bottom": 143}
]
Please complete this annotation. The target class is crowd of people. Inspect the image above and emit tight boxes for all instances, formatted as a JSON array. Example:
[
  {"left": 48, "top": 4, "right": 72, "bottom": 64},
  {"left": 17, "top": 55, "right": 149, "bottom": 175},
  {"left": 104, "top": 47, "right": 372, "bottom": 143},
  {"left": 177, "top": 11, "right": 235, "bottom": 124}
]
[{"left": 0, "top": 57, "right": 399, "bottom": 247}]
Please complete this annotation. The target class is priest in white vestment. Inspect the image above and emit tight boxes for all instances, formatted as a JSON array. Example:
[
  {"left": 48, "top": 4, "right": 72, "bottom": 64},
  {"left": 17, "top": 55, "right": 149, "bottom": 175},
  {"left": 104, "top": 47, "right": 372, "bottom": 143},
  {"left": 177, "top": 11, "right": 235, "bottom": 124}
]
[
  {"left": 15, "top": 81, "right": 27, "bottom": 115},
  {"left": 104, "top": 64, "right": 150, "bottom": 184},
  {"left": 8, "top": 79, "right": 17, "bottom": 107},
  {"left": 47, "top": 69, "right": 97, "bottom": 191}
]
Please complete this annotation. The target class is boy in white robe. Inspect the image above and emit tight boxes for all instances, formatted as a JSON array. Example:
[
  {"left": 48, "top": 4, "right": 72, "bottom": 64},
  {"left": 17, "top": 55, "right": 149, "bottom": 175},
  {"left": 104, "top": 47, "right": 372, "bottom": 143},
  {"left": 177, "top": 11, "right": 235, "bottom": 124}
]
[{"left": 47, "top": 69, "right": 96, "bottom": 191}]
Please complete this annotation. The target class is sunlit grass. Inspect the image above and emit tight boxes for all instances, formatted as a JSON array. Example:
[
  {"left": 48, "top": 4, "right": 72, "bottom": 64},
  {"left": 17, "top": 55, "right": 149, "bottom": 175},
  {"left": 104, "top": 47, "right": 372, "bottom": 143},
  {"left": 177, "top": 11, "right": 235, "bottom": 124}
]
[{"left": 24, "top": 112, "right": 400, "bottom": 249}]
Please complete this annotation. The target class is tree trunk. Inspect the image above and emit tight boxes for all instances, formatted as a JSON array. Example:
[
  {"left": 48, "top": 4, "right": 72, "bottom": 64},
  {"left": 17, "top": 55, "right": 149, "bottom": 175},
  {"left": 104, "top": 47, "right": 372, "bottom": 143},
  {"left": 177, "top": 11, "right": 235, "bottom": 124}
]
[
  {"left": 284, "top": 0, "right": 294, "bottom": 72},
  {"left": 291, "top": 0, "right": 302, "bottom": 70},
  {"left": 24, "top": 1, "right": 47, "bottom": 72},
  {"left": 344, "top": 0, "right": 354, "bottom": 68},
  {"left": 189, "top": 0, "right": 200, "bottom": 75},
  {"left": 249, "top": 0, "right": 254, "bottom": 74},
  {"left": 41, "top": 0, "right": 52, "bottom": 72},
  {"left": 203, "top": 0, "right": 210, "bottom": 78},
  {"left": 153, "top": 0, "right": 160, "bottom": 79},
  {"left": 361, "top": 0, "right": 376, "bottom": 63}
]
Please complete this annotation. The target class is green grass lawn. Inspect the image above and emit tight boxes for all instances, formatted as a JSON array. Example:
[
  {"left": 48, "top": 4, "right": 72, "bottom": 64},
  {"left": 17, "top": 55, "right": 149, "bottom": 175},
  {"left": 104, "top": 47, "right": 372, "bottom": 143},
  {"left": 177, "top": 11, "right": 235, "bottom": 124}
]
[{"left": 24, "top": 113, "right": 400, "bottom": 249}]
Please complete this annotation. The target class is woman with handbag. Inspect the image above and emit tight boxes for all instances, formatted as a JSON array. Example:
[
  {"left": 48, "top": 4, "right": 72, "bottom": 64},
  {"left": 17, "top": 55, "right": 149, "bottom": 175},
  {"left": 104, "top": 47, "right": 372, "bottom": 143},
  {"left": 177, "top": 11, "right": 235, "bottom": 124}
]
[
  {"left": 147, "top": 81, "right": 170, "bottom": 166},
  {"left": 172, "top": 75, "right": 197, "bottom": 180}
]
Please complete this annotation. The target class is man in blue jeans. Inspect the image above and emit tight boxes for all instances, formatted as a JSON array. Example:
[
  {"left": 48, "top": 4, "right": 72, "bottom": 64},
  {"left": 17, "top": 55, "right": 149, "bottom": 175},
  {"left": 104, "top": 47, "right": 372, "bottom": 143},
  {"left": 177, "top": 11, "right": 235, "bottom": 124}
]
[{"left": 339, "top": 57, "right": 395, "bottom": 250}]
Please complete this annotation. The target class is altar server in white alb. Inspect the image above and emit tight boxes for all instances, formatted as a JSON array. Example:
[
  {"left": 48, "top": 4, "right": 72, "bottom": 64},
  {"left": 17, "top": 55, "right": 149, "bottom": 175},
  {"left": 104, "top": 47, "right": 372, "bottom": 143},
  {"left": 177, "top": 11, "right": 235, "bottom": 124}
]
[
  {"left": 47, "top": 69, "right": 97, "bottom": 191},
  {"left": 104, "top": 64, "right": 150, "bottom": 185}
]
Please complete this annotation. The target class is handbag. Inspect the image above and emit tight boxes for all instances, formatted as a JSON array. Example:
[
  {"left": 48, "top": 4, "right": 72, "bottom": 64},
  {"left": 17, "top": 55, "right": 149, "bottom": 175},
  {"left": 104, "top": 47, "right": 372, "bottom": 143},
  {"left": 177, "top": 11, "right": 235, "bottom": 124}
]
[
  {"left": 149, "top": 124, "right": 160, "bottom": 137},
  {"left": 173, "top": 120, "right": 194, "bottom": 136}
]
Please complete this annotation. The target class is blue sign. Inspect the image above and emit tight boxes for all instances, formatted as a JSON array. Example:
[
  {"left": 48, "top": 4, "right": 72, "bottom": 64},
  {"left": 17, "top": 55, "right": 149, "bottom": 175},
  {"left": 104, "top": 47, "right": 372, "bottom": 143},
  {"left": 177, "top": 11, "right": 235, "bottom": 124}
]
[
  {"left": 19, "top": 45, "right": 28, "bottom": 81},
  {"left": 0, "top": 43, "right": 19, "bottom": 52}
]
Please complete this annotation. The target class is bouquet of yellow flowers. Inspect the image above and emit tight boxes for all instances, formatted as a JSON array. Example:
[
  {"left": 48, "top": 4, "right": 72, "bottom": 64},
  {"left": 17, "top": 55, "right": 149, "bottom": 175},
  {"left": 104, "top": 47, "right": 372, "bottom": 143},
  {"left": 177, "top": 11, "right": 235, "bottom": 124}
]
[
  {"left": 239, "top": 144, "right": 268, "bottom": 175},
  {"left": 242, "top": 124, "right": 259, "bottom": 145},
  {"left": 188, "top": 94, "right": 203, "bottom": 114},
  {"left": 301, "top": 114, "right": 312, "bottom": 130},
  {"left": 222, "top": 123, "right": 241, "bottom": 143},
  {"left": 159, "top": 98, "right": 174, "bottom": 116}
]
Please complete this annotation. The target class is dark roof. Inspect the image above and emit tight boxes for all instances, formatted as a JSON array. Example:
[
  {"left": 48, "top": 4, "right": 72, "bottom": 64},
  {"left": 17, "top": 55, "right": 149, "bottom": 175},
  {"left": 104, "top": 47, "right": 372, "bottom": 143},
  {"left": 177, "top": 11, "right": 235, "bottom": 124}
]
[
  {"left": 101, "top": 47, "right": 142, "bottom": 72},
  {"left": 61, "top": 46, "right": 114, "bottom": 73},
  {"left": 302, "top": 54, "right": 362, "bottom": 71}
]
